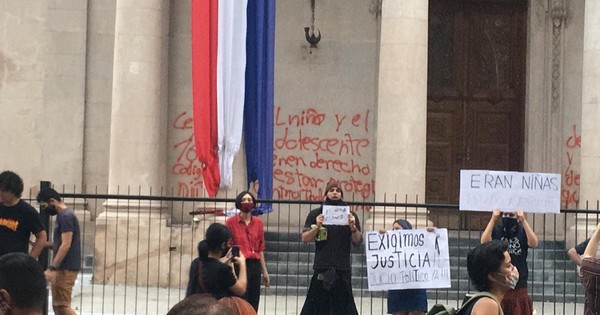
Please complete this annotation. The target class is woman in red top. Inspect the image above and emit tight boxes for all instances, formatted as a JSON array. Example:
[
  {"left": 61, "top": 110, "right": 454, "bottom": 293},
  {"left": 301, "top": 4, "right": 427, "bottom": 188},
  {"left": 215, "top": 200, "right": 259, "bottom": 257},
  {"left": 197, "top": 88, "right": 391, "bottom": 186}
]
[{"left": 225, "top": 191, "right": 270, "bottom": 312}]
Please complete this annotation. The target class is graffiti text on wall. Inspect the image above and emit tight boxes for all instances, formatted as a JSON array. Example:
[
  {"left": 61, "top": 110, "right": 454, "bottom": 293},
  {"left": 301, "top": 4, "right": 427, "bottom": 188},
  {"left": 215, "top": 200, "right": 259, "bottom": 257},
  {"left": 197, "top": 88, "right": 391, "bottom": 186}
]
[
  {"left": 171, "top": 111, "right": 204, "bottom": 197},
  {"left": 562, "top": 124, "right": 580, "bottom": 208},
  {"left": 273, "top": 106, "right": 375, "bottom": 201}
]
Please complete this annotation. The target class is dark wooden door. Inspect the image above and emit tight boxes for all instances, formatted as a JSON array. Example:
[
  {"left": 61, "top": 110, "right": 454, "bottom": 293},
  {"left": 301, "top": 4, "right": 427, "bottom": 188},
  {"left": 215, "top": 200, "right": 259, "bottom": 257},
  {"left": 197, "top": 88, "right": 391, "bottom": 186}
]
[{"left": 426, "top": 0, "right": 526, "bottom": 230}]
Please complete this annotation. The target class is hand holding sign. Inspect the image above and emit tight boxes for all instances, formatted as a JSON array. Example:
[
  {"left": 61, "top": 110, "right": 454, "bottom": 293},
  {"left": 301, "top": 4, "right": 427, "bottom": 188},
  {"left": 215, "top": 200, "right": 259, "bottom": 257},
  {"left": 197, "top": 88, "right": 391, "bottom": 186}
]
[{"left": 322, "top": 205, "right": 350, "bottom": 225}]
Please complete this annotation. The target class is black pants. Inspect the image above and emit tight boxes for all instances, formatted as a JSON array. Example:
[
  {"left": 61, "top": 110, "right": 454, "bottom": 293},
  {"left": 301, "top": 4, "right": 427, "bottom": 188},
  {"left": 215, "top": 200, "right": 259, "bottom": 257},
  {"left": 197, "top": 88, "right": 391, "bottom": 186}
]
[{"left": 245, "top": 259, "right": 262, "bottom": 312}]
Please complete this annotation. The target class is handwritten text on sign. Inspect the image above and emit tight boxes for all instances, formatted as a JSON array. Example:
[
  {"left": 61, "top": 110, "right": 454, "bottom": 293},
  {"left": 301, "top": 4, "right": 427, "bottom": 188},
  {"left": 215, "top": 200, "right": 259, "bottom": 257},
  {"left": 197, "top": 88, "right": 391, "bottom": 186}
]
[
  {"left": 459, "top": 170, "right": 561, "bottom": 213},
  {"left": 322, "top": 205, "right": 350, "bottom": 225},
  {"left": 365, "top": 229, "right": 451, "bottom": 291}
]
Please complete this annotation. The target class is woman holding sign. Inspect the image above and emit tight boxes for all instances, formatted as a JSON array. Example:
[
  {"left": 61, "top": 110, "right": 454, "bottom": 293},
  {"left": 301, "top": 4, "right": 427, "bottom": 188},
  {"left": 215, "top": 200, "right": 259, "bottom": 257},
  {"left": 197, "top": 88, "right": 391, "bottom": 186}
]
[
  {"left": 383, "top": 219, "right": 434, "bottom": 315},
  {"left": 480, "top": 209, "right": 538, "bottom": 315}
]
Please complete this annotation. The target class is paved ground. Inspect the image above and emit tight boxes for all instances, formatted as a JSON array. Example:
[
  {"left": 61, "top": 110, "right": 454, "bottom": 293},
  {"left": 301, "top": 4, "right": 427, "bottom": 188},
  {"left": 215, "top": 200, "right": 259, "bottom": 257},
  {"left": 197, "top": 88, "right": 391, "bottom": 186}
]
[{"left": 48, "top": 273, "right": 585, "bottom": 315}]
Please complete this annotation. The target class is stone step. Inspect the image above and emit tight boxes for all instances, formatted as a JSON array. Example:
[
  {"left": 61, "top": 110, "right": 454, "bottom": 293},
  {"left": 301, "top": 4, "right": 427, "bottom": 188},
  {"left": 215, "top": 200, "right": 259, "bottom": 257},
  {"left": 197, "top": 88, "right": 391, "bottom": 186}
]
[
  {"left": 265, "top": 259, "right": 581, "bottom": 283},
  {"left": 263, "top": 232, "right": 582, "bottom": 302}
]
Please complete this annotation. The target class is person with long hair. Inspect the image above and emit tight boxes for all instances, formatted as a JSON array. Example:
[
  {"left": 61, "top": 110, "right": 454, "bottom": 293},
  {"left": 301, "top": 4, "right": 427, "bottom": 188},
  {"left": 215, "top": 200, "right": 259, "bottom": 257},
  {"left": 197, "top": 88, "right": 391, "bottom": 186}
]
[
  {"left": 226, "top": 190, "right": 269, "bottom": 312},
  {"left": 300, "top": 179, "right": 363, "bottom": 315},
  {"left": 186, "top": 223, "right": 255, "bottom": 315}
]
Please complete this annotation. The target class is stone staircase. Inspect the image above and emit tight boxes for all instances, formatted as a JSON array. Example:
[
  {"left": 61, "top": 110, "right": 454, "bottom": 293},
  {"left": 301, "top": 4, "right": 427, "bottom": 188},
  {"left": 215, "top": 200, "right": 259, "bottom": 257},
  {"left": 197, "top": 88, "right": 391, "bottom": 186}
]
[{"left": 262, "top": 231, "right": 586, "bottom": 303}]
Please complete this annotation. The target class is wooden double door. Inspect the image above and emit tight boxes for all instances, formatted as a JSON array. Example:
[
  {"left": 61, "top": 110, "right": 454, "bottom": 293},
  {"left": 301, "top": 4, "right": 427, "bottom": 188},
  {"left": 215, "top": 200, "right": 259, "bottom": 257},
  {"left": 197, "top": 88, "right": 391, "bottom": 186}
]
[{"left": 426, "top": 0, "right": 527, "bottom": 229}]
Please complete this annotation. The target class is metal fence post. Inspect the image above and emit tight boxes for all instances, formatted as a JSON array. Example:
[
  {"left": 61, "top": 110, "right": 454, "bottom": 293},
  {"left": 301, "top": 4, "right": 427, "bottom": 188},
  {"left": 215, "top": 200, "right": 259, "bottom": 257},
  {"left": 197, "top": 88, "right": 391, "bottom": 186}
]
[{"left": 39, "top": 180, "right": 51, "bottom": 315}]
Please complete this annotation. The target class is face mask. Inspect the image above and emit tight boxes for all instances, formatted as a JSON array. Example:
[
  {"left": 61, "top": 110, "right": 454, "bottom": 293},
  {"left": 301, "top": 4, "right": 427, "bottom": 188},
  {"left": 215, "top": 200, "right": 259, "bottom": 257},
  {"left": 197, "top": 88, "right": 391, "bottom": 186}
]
[
  {"left": 496, "top": 267, "right": 519, "bottom": 289},
  {"left": 45, "top": 205, "right": 57, "bottom": 216},
  {"left": 239, "top": 203, "right": 254, "bottom": 213},
  {"left": 502, "top": 217, "right": 518, "bottom": 230}
]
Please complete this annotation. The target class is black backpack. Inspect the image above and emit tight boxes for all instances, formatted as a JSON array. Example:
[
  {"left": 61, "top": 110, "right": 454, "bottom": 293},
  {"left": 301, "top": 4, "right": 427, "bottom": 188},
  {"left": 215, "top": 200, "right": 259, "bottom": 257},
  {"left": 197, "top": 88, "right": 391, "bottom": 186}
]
[{"left": 426, "top": 292, "right": 504, "bottom": 315}]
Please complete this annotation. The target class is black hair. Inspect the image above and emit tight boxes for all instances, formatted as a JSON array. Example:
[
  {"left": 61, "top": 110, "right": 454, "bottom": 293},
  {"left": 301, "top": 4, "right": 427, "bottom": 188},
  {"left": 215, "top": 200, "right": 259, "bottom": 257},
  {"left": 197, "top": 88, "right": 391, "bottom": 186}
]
[
  {"left": 234, "top": 191, "right": 257, "bottom": 210},
  {"left": 197, "top": 223, "right": 232, "bottom": 261},
  {"left": 0, "top": 171, "right": 24, "bottom": 198},
  {"left": 167, "top": 293, "right": 236, "bottom": 315},
  {"left": 467, "top": 240, "right": 509, "bottom": 292},
  {"left": 36, "top": 187, "right": 62, "bottom": 203},
  {"left": 0, "top": 252, "right": 46, "bottom": 311},
  {"left": 393, "top": 219, "right": 413, "bottom": 230}
]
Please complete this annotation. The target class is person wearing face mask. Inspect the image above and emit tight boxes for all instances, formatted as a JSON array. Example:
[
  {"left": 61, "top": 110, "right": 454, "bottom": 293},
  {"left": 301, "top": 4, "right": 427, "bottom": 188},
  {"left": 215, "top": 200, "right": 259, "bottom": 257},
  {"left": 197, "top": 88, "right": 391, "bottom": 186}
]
[
  {"left": 36, "top": 187, "right": 81, "bottom": 315},
  {"left": 462, "top": 240, "right": 518, "bottom": 315},
  {"left": 300, "top": 179, "right": 363, "bottom": 315},
  {"left": 186, "top": 223, "right": 256, "bottom": 315},
  {"left": 480, "top": 209, "right": 538, "bottom": 315},
  {"left": 225, "top": 190, "right": 269, "bottom": 312}
]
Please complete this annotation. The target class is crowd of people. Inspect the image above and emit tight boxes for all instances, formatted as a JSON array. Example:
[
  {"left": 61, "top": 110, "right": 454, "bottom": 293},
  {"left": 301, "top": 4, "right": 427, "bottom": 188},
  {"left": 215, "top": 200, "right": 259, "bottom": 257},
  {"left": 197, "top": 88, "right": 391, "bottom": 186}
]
[{"left": 2, "top": 169, "right": 600, "bottom": 315}]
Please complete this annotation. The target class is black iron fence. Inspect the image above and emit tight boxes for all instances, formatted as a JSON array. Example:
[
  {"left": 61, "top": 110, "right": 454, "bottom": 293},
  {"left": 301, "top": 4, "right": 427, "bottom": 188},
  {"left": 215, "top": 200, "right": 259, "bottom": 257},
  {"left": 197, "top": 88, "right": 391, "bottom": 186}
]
[{"left": 22, "top": 186, "right": 599, "bottom": 315}]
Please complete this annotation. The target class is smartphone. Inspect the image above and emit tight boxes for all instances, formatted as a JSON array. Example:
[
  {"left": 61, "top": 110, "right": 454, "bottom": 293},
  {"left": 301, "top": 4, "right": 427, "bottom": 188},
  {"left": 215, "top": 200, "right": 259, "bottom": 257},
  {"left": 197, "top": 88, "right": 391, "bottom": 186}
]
[{"left": 231, "top": 245, "right": 240, "bottom": 257}]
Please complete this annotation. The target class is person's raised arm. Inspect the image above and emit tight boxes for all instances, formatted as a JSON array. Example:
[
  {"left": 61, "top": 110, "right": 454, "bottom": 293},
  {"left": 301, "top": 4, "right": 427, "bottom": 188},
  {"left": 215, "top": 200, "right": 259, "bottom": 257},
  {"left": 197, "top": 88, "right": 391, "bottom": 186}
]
[
  {"left": 228, "top": 253, "right": 247, "bottom": 297},
  {"left": 349, "top": 213, "right": 362, "bottom": 245},
  {"left": 583, "top": 223, "right": 600, "bottom": 259},
  {"left": 302, "top": 214, "right": 323, "bottom": 243},
  {"left": 517, "top": 210, "right": 538, "bottom": 248},
  {"left": 481, "top": 209, "right": 501, "bottom": 244},
  {"left": 567, "top": 247, "right": 583, "bottom": 266}
]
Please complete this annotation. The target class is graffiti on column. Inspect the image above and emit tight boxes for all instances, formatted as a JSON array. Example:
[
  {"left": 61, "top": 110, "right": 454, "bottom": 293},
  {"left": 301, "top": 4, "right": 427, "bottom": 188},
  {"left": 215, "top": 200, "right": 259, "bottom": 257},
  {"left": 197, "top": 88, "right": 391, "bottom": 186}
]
[
  {"left": 171, "top": 111, "right": 204, "bottom": 197},
  {"left": 562, "top": 124, "right": 580, "bottom": 208},
  {"left": 273, "top": 106, "right": 375, "bottom": 201}
]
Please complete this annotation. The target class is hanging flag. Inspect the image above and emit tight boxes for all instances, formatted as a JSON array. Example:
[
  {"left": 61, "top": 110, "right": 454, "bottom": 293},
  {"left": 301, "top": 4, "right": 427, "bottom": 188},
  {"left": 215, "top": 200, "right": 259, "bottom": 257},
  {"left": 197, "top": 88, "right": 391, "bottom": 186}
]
[
  {"left": 191, "top": 0, "right": 220, "bottom": 197},
  {"left": 244, "top": 0, "right": 275, "bottom": 214},
  {"left": 192, "top": 0, "right": 275, "bottom": 203}
]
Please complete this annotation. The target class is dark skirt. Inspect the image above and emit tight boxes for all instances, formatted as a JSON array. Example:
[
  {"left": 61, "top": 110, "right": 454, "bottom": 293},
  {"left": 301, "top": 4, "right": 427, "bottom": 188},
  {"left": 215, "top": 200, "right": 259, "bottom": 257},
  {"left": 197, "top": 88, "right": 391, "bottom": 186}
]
[
  {"left": 501, "top": 287, "right": 533, "bottom": 315},
  {"left": 387, "top": 289, "right": 428, "bottom": 313},
  {"left": 300, "top": 270, "right": 358, "bottom": 315}
]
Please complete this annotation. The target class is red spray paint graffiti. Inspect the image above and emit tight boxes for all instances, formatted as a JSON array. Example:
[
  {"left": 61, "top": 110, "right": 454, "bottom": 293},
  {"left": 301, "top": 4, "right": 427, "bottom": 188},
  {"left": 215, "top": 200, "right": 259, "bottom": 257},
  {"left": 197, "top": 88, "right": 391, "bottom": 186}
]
[
  {"left": 171, "top": 112, "right": 204, "bottom": 197},
  {"left": 562, "top": 124, "right": 580, "bottom": 208},
  {"left": 273, "top": 106, "right": 375, "bottom": 201}
]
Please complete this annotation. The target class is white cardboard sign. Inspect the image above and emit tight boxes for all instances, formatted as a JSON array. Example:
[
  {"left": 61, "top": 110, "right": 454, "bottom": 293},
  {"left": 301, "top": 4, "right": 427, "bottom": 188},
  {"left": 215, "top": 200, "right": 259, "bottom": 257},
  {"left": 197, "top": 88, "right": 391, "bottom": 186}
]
[
  {"left": 365, "top": 229, "right": 451, "bottom": 291},
  {"left": 459, "top": 170, "right": 561, "bottom": 213},
  {"left": 322, "top": 205, "right": 350, "bottom": 225}
]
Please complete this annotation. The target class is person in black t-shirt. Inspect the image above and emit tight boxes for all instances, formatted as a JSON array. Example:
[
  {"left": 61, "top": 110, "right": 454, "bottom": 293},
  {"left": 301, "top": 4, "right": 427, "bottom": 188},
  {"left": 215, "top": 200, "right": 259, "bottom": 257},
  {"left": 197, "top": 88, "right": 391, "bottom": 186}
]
[
  {"left": 0, "top": 171, "right": 47, "bottom": 258},
  {"left": 186, "top": 223, "right": 256, "bottom": 315},
  {"left": 481, "top": 209, "right": 538, "bottom": 315},
  {"left": 300, "top": 179, "right": 363, "bottom": 315}
]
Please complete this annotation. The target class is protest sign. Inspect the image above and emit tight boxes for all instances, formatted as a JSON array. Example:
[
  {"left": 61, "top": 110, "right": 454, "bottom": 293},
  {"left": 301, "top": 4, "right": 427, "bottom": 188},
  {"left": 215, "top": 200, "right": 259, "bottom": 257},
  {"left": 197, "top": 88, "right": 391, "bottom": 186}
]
[
  {"left": 459, "top": 170, "right": 561, "bottom": 213},
  {"left": 365, "top": 228, "right": 451, "bottom": 291},
  {"left": 322, "top": 205, "right": 350, "bottom": 225}
]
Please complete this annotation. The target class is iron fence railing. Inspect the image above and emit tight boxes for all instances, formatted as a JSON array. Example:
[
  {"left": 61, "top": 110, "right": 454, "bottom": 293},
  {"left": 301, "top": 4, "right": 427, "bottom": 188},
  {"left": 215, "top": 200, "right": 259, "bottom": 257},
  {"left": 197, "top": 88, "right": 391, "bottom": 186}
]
[{"left": 19, "top": 186, "right": 599, "bottom": 315}]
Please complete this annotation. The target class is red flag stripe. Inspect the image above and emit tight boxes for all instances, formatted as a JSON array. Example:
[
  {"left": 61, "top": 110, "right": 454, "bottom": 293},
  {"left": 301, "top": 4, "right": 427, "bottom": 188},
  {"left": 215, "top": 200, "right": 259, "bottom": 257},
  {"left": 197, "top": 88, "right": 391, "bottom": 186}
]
[{"left": 191, "top": 0, "right": 220, "bottom": 197}]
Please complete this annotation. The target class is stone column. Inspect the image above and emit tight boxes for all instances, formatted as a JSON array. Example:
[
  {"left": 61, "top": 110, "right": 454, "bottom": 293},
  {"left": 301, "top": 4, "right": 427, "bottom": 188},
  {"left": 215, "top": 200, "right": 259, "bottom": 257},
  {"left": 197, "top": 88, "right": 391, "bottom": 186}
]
[
  {"left": 367, "top": 0, "right": 431, "bottom": 230},
  {"left": 576, "top": 1, "right": 600, "bottom": 240},
  {"left": 95, "top": 0, "right": 171, "bottom": 286}
]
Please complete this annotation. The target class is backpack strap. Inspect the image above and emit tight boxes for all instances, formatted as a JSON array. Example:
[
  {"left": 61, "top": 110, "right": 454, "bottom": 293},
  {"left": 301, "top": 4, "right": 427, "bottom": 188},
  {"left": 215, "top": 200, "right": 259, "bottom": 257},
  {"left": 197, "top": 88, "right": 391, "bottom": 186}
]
[{"left": 459, "top": 292, "right": 504, "bottom": 315}]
